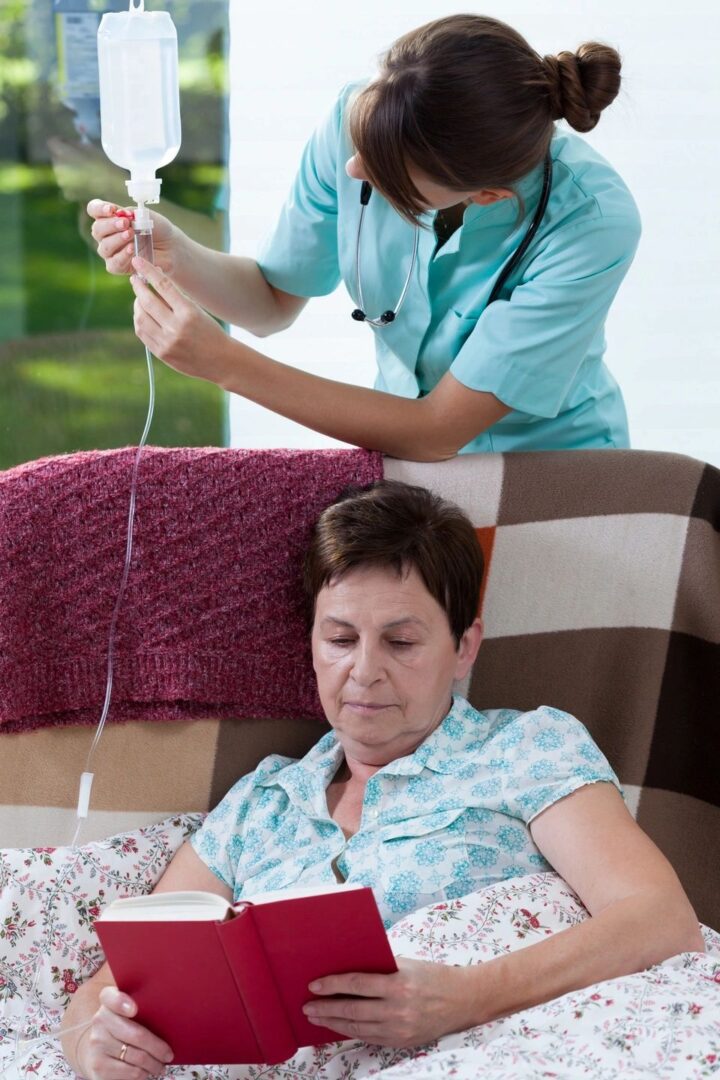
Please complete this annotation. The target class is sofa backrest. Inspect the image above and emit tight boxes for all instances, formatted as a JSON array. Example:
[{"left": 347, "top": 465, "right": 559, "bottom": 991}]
[{"left": 1, "top": 448, "right": 718, "bottom": 928}]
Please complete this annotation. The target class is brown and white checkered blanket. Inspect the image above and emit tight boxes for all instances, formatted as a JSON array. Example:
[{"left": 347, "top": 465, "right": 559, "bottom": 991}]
[
  {"left": 386, "top": 450, "right": 720, "bottom": 929},
  {"left": 0, "top": 447, "right": 718, "bottom": 928}
]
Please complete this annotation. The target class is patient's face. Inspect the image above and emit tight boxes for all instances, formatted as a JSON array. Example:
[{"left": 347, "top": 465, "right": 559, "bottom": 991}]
[{"left": 311, "top": 564, "right": 479, "bottom": 767}]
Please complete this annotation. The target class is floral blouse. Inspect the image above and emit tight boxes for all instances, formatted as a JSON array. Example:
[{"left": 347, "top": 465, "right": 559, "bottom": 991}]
[{"left": 191, "top": 695, "right": 621, "bottom": 928}]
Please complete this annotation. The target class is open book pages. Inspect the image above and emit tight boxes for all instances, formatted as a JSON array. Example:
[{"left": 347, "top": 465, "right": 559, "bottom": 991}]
[{"left": 99, "top": 882, "right": 365, "bottom": 922}]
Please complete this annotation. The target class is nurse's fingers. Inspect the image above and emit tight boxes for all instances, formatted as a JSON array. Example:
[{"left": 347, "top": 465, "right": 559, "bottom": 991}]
[
  {"left": 90, "top": 211, "right": 133, "bottom": 244},
  {"left": 133, "top": 299, "right": 166, "bottom": 360},
  {"left": 131, "top": 257, "right": 185, "bottom": 311},
  {"left": 97, "top": 227, "right": 133, "bottom": 261},
  {"left": 100, "top": 235, "right": 135, "bottom": 276},
  {"left": 87, "top": 201, "right": 138, "bottom": 276},
  {"left": 87, "top": 198, "right": 117, "bottom": 220},
  {"left": 88, "top": 200, "right": 134, "bottom": 232},
  {"left": 130, "top": 274, "right": 174, "bottom": 324}
]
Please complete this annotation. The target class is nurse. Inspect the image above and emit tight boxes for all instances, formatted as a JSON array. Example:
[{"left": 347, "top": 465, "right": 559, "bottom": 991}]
[{"left": 89, "top": 13, "right": 642, "bottom": 459}]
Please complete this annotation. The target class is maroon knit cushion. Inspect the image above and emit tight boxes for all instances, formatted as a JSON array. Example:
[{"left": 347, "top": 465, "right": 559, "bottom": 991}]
[{"left": 0, "top": 446, "right": 383, "bottom": 732}]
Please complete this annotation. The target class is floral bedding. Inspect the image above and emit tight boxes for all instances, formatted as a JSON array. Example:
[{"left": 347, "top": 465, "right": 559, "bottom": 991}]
[{"left": 1, "top": 816, "right": 719, "bottom": 1079}]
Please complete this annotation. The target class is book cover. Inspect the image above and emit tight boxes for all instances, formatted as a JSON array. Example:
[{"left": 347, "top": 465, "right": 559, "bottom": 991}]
[{"left": 95, "top": 886, "right": 396, "bottom": 1065}]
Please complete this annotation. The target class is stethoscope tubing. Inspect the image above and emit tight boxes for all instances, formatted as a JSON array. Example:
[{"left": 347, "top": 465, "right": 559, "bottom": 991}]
[
  {"left": 353, "top": 152, "right": 553, "bottom": 327},
  {"left": 486, "top": 153, "right": 553, "bottom": 306},
  {"left": 354, "top": 200, "right": 419, "bottom": 327}
]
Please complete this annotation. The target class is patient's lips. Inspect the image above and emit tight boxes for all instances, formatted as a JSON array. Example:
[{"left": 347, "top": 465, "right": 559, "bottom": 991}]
[{"left": 344, "top": 700, "right": 392, "bottom": 713}]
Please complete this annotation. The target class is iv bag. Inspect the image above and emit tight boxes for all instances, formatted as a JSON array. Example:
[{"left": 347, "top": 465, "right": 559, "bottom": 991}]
[{"left": 97, "top": 0, "right": 181, "bottom": 204}]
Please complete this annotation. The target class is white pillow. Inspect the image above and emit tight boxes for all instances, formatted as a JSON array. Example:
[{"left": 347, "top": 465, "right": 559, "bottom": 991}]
[{"left": 0, "top": 812, "right": 204, "bottom": 1044}]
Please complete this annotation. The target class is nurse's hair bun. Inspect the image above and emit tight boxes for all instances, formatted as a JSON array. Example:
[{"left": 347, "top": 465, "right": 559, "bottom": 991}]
[{"left": 543, "top": 43, "right": 621, "bottom": 132}]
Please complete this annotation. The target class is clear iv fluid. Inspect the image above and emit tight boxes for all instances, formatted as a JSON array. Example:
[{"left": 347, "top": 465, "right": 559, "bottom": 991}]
[
  {"left": 100, "top": 35, "right": 179, "bottom": 170},
  {"left": 97, "top": 3, "right": 181, "bottom": 203}
]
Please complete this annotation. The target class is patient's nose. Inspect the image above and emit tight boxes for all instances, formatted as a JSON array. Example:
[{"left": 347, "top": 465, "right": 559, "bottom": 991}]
[{"left": 349, "top": 640, "right": 384, "bottom": 686}]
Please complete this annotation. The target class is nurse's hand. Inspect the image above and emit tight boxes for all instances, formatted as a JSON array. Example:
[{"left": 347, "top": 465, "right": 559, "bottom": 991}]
[
  {"left": 130, "top": 256, "right": 234, "bottom": 383},
  {"left": 87, "top": 199, "right": 178, "bottom": 277},
  {"left": 302, "top": 957, "right": 481, "bottom": 1049}
]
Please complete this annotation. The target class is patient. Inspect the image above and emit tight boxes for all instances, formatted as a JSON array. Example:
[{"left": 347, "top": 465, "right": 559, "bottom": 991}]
[{"left": 61, "top": 480, "right": 704, "bottom": 1078}]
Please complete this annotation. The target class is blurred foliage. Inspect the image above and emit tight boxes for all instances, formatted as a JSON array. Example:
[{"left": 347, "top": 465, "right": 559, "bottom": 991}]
[
  {"left": 0, "top": 0, "right": 30, "bottom": 125},
  {"left": 0, "top": 0, "right": 229, "bottom": 469},
  {"left": 0, "top": 330, "right": 225, "bottom": 467},
  {"left": 0, "top": 162, "right": 224, "bottom": 334},
  {"left": 0, "top": 0, "right": 227, "bottom": 156}
]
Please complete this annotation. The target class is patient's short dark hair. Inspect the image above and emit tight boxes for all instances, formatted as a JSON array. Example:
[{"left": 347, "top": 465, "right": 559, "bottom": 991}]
[{"left": 303, "top": 480, "right": 483, "bottom": 646}]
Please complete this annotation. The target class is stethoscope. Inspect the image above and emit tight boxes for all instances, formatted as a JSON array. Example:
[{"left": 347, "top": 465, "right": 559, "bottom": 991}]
[{"left": 351, "top": 152, "right": 553, "bottom": 328}]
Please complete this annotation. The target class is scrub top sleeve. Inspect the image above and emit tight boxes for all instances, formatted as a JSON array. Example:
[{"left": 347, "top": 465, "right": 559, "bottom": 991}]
[
  {"left": 450, "top": 212, "right": 642, "bottom": 419},
  {"left": 255, "top": 87, "right": 347, "bottom": 298}
]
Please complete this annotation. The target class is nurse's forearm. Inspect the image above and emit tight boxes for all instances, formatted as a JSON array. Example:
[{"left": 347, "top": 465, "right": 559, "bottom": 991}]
[
  {"left": 172, "top": 234, "right": 289, "bottom": 336},
  {"left": 218, "top": 339, "right": 470, "bottom": 461}
]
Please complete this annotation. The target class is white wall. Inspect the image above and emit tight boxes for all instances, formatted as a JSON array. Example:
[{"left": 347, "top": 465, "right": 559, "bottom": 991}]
[{"left": 228, "top": 1, "right": 720, "bottom": 464}]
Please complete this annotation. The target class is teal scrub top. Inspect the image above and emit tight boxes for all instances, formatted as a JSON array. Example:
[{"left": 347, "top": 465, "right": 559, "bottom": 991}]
[{"left": 256, "top": 81, "right": 642, "bottom": 453}]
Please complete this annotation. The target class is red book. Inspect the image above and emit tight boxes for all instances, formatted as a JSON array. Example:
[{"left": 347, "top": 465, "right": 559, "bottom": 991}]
[{"left": 95, "top": 884, "right": 397, "bottom": 1065}]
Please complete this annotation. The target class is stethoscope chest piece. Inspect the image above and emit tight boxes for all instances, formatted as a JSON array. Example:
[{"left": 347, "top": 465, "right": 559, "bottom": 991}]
[{"left": 351, "top": 307, "right": 395, "bottom": 324}]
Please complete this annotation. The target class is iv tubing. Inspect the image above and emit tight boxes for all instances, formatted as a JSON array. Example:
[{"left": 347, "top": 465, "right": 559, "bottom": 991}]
[
  {"left": 78, "top": 340, "right": 155, "bottom": 794},
  {"left": 73, "top": 217, "right": 156, "bottom": 845},
  {"left": 6, "top": 220, "right": 157, "bottom": 1078}
]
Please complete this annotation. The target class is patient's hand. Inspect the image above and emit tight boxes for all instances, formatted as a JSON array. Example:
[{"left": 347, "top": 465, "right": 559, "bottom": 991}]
[
  {"left": 75, "top": 984, "right": 174, "bottom": 1079},
  {"left": 302, "top": 956, "right": 479, "bottom": 1048}
]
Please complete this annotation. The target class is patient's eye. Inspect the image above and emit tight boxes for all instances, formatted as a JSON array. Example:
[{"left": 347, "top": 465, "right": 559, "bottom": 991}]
[
  {"left": 389, "top": 640, "right": 415, "bottom": 649},
  {"left": 329, "top": 637, "right": 355, "bottom": 647}
]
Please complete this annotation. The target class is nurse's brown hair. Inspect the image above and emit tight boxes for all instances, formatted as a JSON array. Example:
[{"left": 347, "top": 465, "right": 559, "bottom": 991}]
[
  {"left": 347, "top": 13, "right": 622, "bottom": 226},
  {"left": 303, "top": 480, "right": 484, "bottom": 647}
]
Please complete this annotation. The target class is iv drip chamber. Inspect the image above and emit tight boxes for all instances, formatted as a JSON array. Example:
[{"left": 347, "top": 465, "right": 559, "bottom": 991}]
[{"left": 97, "top": 0, "right": 181, "bottom": 206}]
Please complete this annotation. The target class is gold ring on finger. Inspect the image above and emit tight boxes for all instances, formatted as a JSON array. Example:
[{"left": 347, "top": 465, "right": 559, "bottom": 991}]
[{"left": 119, "top": 1042, "right": 129, "bottom": 1063}]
